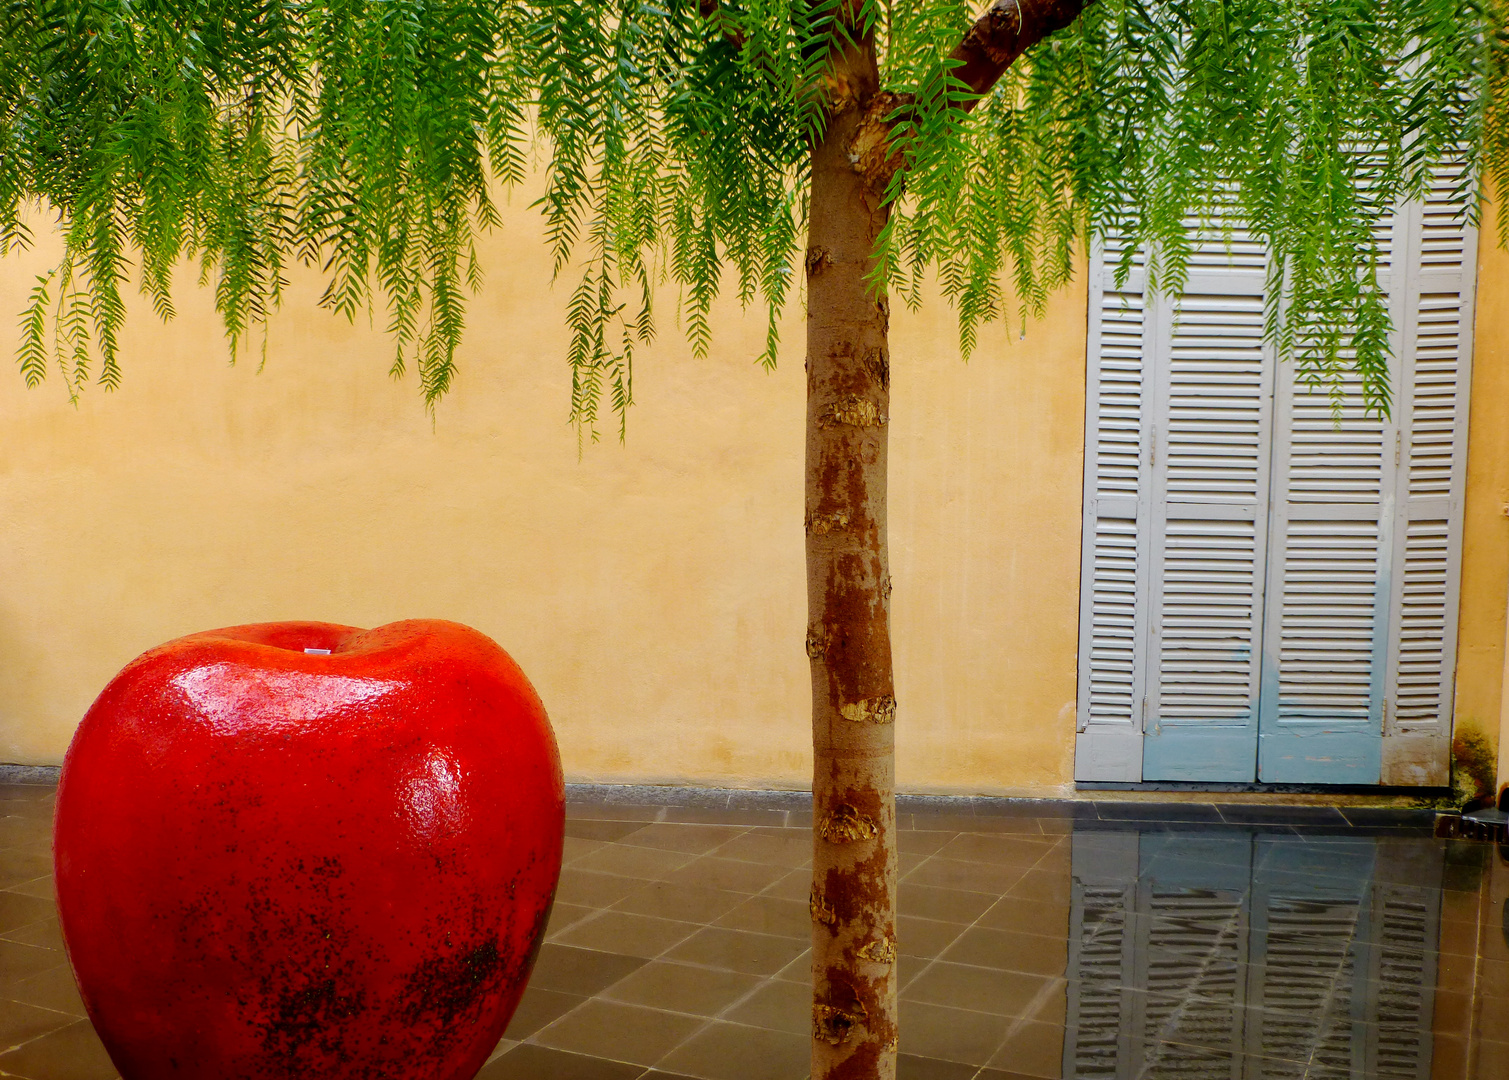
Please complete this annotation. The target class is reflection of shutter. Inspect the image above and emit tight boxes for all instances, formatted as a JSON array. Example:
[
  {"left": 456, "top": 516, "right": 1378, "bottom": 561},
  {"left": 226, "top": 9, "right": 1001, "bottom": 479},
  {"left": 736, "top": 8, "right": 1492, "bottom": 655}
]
[
  {"left": 1065, "top": 833, "right": 1443, "bottom": 1080},
  {"left": 1142, "top": 241, "right": 1274, "bottom": 780},
  {"left": 1064, "top": 832, "right": 1140, "bottom": 1077},
  {"left": 1243, "top": 838, "right": 1376, "bottom": 1075},
  {"left": 1075, "top": 266, "right": 1152, "bottom": 781},
  {"left": 1136, "top": 887, "right": 1249, "bottom": 1072},
  {"left": 1363, "top": 840, "right": 1442, "bottom": 1078},
  {"left": 1382, "top": 167, "right": 1476, "bottom": 785}
]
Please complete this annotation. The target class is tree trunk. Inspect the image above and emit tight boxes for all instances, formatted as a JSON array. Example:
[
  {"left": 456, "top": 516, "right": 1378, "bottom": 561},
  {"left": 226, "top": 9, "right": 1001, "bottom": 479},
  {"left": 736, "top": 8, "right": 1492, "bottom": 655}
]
[
  {"left": 806, "top": 29, "right": 898, "bottom": 1080},
  {"left": 798, "top": 5, "right": 1093, "bottom": 1075}
]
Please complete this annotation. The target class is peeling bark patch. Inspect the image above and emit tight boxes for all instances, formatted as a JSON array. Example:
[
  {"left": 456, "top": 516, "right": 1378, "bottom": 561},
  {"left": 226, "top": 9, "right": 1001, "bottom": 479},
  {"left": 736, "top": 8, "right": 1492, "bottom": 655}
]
[
  {"left": 819, "top": 71, "right": 864, "bottom": 115},
  {"left": 806, "top": 623, "right": 830, "bottom": 660},
  {"left": 847, "top": 90, "right": 910, "bottom": 190},
  {"left": 820, "top": 804, "right": 879, "bottom": 844},
  {"left": 806, "top": 246, "right": 834, "bottom": 276},
  {"left": 856, "top": 935, "right": 897, "bottom": 964},
  {"left": 880, "top": 574, "right": 892, "bottom": 600},
  {"left": 807, "top": 510, "right": 851, "bottom": 536},
  {"left": 821, "top": 552, "right": 894, "bottom": 709},
  {"left": 839, "top": 695, "right": 896, "bottom": 725},
  {"left": 820, "top": 395, "right": 887, "bottom": 428},
  {"left": 811, "top": 887, "right": 838, "bottom": 928},
  {"left": 814, "top": 1001, "right": 867, "bottom": 1046}
]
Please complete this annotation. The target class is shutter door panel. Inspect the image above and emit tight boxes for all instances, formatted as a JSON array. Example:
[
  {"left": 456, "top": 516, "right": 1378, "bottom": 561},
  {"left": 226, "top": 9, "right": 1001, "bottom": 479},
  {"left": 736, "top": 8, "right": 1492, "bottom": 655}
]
[
  {"left": 1255, "top": 178, "right": 1401, "bottom": 783},
  {"left": 1394, "top": 521, "right": 1450, "bottom": 725},
  {"left": 1381, "top": 168, "right": 1473, "bottom": 785},
  {"left": 1086, "top": 518, "right": 1139, "bottom": 726},
  {"left": 1076, "top": 278, "right": 1152, "bottom": 781},
  {"left": 1143, "top": 285, "right": 1272, "bottom": 781},
  {"left": 1259, "top": 369, "right": 1393, "bottom": 782},
  {"left": 1075, "top": 167, "right": 1473, "bottom": 786},
  {"left": 1273, "top": 517, "right": 1382, "bottom": 715}
]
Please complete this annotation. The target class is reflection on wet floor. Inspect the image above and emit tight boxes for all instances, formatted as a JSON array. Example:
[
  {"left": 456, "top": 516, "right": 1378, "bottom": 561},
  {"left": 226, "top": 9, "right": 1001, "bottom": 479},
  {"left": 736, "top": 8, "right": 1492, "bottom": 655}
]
[
  {"left": 0, "top": 783, "right": 1507, "bottom": 1079},
  {"left": 1067, "top": 831, "right": 1470, "bottom": 1078}
]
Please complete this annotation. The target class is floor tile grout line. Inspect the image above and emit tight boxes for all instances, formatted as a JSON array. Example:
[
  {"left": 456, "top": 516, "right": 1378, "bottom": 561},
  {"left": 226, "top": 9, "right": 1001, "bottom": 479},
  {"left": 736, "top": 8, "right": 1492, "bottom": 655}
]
[
  {"left": 526, "top": 912, "right": 721, "bottom": 1066},
  {"left": 534, "top": 820, "right": 814, "bottom": 1049},
  {"left": 555, "top": 825, "right": 830, "bottom": 1075},
  {"left": 530, "top": 829, "right": 814, "bottom": 1077},
  {"left": 893, "top": 829, "right": 1073, "bottom": 1070}
]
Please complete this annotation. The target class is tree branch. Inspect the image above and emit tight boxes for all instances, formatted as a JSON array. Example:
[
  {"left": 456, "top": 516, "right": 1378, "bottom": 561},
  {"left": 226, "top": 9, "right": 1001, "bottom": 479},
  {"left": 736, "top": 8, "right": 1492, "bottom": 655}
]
[
  {"left": 698, "top": 0, "right": 746, "bottom": 49},
  {"left": 845, "top": 0, "right": 1092, "bottom": 189},
  {"left": 947, "top": 0, "right": 1094, "bottom": 111}
]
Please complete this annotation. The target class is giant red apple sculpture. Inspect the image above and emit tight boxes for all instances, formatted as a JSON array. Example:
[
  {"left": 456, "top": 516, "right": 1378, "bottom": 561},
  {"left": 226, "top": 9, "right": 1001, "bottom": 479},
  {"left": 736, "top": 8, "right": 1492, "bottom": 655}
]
[{"left": 54, "top": 619, "right": 564, "bottom": 1080}]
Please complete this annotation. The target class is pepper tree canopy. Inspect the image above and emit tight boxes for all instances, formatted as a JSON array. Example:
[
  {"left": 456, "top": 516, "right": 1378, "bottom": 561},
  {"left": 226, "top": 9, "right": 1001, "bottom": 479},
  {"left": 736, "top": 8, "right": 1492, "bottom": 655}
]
[{"left": 0, "top": 0, "right": 1504, "bottom": 431}]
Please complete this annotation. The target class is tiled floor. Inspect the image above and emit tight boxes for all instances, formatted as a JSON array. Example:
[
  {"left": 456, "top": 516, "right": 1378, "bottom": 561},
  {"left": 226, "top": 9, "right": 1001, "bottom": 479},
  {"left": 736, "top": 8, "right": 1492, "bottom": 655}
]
[{"left": 1, "top": 783, "right": 1506, "bottom": 1079}]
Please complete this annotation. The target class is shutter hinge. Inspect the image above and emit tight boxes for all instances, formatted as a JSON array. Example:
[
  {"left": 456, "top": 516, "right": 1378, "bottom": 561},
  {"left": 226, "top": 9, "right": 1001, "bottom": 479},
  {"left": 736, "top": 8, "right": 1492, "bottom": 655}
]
[
  {"left": 1394, "top": 431, "right": 1402, "bottom": 466},
  {"left": 1149, "top": 426, "right": 1157, "bottom": 467},
  {"left": 1140, "top": 697, "right": 1148, "bottom": 733}
]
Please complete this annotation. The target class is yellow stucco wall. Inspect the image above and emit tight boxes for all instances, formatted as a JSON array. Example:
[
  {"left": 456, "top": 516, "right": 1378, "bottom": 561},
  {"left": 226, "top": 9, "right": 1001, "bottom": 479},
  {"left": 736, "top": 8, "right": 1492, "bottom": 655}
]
[
  {"left": 0, "top": 180, "right": 1087, "bottom": 794},
  {"left": 1459, "top": 202, "right": 1509, "bottom": 768},
  {"left": 7, "top": 176, "right": 1507, "bottom": 795}
]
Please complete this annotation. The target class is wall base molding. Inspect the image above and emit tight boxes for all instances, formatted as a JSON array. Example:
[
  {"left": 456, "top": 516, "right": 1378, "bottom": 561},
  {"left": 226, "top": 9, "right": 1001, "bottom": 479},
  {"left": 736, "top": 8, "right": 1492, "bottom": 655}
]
[{"left": 0, "top": 765, "right": 60, "bottom": 785}]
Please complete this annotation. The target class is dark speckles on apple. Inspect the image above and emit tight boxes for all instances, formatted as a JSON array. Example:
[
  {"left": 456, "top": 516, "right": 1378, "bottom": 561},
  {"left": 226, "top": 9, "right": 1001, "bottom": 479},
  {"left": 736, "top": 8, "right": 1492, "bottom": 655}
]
[{"left": 399, "top": 934, "right": 510, "bottom": 1030}]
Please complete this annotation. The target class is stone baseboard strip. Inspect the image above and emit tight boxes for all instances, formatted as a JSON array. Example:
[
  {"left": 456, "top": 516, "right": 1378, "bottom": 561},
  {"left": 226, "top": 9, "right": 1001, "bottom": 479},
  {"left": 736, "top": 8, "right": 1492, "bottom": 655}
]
[
  {"left": 564, "top": 783, "right": 1069, "bottom": 817},
  {"left": 0, "top": 765, "right": 62, "bottom": 786},
  {"left": 0, "top": 772, "right": 1019, "bottom": 814}
]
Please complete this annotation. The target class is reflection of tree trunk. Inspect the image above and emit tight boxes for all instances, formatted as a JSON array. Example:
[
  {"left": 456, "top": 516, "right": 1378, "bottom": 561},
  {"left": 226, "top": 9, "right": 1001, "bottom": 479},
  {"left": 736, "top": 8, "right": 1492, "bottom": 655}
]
[{"left": 805, "top": 27, "right": 899, "bottom": 1080}]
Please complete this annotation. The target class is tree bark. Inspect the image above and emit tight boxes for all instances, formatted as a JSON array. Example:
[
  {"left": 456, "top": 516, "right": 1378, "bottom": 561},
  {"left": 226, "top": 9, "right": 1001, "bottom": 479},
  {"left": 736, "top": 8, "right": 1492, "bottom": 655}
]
[
  {"left": 801, "top": 4, "right": 1092, "bottom": 1078},
  {"left": 805, "top": 27, "right": 899, "bottom": 1080}
]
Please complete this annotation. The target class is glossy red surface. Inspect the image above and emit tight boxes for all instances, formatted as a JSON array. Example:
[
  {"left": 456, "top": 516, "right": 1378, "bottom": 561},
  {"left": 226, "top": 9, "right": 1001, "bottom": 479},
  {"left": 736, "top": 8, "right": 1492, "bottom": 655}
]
[{"left": 55, "top": 620, "right": 564, "bottom": 1080}]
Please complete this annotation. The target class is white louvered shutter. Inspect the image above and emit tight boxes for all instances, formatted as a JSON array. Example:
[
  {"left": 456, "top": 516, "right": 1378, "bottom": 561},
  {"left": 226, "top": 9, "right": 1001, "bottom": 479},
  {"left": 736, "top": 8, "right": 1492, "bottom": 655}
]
[
  {"left": 1075, "top": 175, "right": 1474, "bottom": 786},
  {"left": 1141, "top": 216, "right": 1274, "bottom": 782},
  {"left": 1381, "top": 167, "right": 1476, "bottom": 785},
  {"left": 1075, "top": 246, "right": 1152, "bottom": 781},
  {"left": 1257, "top": 330, "right": 1401, "bottom": 780}
]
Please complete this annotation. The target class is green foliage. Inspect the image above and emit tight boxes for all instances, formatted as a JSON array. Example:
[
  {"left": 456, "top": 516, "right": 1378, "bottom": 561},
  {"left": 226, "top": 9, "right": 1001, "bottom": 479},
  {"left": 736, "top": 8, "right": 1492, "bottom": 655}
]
[{"left": 0, "top": 0, "right": 1505, "bottom": 433}]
